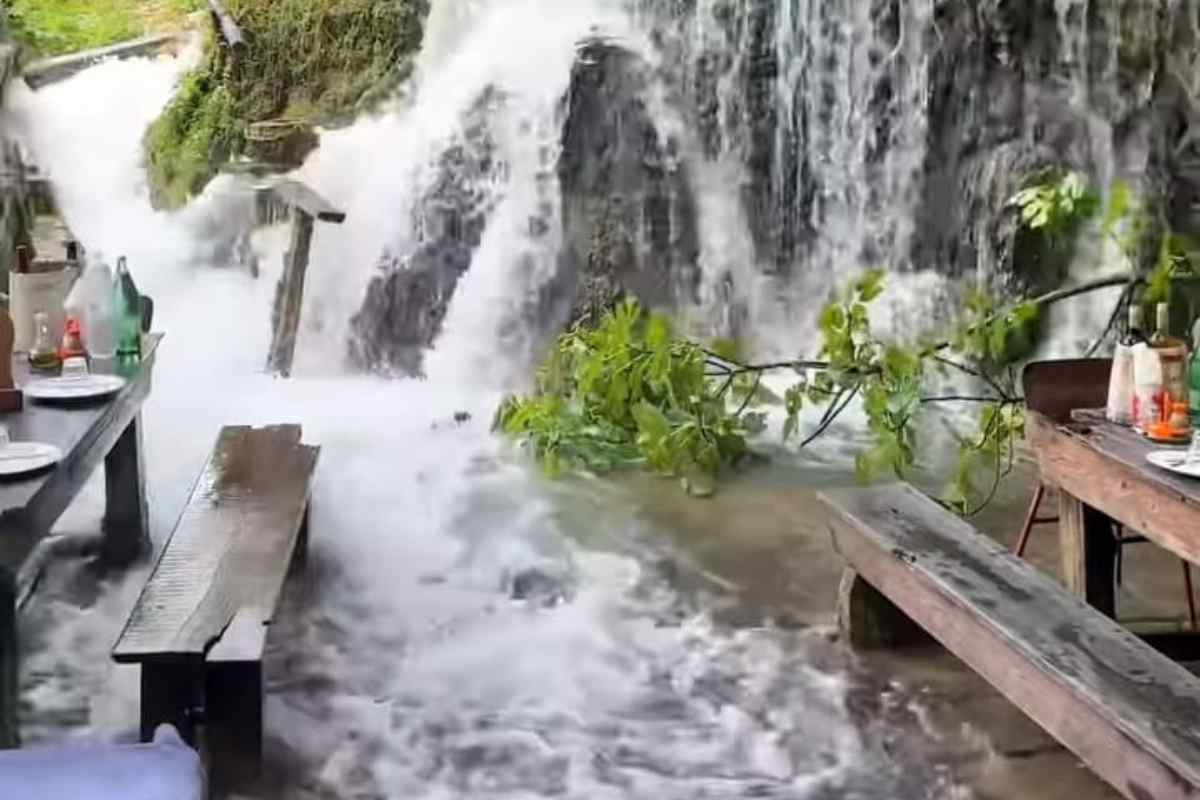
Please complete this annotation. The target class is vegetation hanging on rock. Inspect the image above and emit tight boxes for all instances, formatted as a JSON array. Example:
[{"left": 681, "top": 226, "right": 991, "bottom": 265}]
[{"left": 144, "top": 0, "right": 429, "bottom": 208}]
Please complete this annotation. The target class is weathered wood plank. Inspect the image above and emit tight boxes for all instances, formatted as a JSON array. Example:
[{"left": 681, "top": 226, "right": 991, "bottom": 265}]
[
  {"left": 819, "top": 483, "right": 1200, "bottom": 800},
  {"left": 113, "top": 425, "right": 319, "bottom": 664},
  {"left": 266, "top": 213, "right": 315, "bottom": 377},
  {"left": 269, "top": 180, "right": 346, "bottom": 224},
  {"left": 1030, "top": 412, "right": 1200, "bottom": 568}
]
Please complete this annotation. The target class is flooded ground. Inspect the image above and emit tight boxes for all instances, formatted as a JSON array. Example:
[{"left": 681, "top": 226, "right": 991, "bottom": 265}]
[
  {"left": 22, "top": 411, "right": 1190, "bottom": 799},
  {"left": 5, "top": 15, "right": 1193, "bottom": 800}
]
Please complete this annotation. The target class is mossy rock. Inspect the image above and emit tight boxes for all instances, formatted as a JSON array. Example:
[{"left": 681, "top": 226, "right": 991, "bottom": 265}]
[
  {"left": 144, "top": 0, "right": 429, "bottom": 209},
  {"left": 244, "top": 120, "right": 319, "bottom": 169}
]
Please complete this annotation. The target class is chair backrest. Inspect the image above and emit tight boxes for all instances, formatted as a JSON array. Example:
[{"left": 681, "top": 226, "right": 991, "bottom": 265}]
[{"left": 1022, "top": 359, "right": 1112, "bottom": 422}]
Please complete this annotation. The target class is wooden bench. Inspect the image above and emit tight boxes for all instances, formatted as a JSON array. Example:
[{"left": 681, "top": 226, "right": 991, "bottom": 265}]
[
  {"left": 112, "top": 425, "right": 319, "bottom": 788},
  {"left": 818, "top": 483, "right": 1200, "bottom": 800}
]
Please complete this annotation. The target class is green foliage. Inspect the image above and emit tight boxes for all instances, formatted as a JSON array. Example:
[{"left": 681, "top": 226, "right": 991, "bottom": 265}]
[
  {"left": 144, "top": 71, "right": 243, "bottom": 209},
  {"left": 144, "top": 0, "right": 428, "bottom": 207},
  {"left": 8, "top": 0, "right": 199, "bottom": 57},
  {"left": 1009, "top": 171, "right": 1100, "bottom": 241},
  {"left": 495, "top": 301, "right": 763, "bottom": 496},
  {"left": 222, "top": 0, "right": 427, "bottom": 124}
]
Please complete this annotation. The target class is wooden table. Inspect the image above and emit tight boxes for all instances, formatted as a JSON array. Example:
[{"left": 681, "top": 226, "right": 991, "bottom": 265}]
[
  {"left": 0, "top": 333, "right": 162, "bottom": 747},
  {"left": 1029, "top": 408, "right": 1200, "bottom": 619}
]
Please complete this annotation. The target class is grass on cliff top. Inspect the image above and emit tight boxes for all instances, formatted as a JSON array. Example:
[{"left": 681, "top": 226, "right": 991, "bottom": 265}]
[
  {"left": 8, "top": 0, "right": 200, "bottom": 57},
  {"left": 221, "top": 0, "right": 427, "bottom": 123},
  {"left": 145, "top": 0, "right": 428, "bottom": 209}
]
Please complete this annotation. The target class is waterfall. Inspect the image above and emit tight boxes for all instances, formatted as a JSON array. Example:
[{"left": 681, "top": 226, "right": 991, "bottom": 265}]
[{"left": 342, "top": 0, "right": 1200, "bottom": 375}]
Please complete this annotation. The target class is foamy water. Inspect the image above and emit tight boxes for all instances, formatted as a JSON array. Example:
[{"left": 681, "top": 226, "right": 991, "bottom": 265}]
[{"left": 0, "top": 4, "right": 1052, "bottom": 797}]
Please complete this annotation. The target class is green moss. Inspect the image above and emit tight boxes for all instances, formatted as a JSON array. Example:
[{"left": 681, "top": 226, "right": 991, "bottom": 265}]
[
  {"left": 144, "top": 70, "right": 243, "bottom": 208},
  {"left": 8, "top": 0, "right": 200, "bottom": 57},
  {"left": 143, "top": 0, "right": 428, "bottom": 208}
]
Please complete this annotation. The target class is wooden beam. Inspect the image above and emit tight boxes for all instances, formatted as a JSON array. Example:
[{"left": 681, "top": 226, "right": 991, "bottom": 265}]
[
  {"left": 267, "top": 212, "right": 315, "bottom": 377},
  {"left": 207, "top": 0, "right": 246, "bottom": 50},
  {"left": 269, "top": 180, "right": 346, "bottom": 224}
]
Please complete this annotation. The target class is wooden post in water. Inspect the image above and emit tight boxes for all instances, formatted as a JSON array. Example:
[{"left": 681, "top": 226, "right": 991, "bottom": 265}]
[{"left": 265, "top": 180, "right": 346, "bottom": 378}]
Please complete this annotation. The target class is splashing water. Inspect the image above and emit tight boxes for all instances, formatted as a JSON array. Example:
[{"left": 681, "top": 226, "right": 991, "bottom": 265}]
[{"left": 1, "top": 1, "right": 1133, "bottom": 797}]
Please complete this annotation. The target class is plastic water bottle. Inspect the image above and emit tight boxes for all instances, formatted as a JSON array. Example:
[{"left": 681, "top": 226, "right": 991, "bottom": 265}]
[{"left": 80, "top": 253, "right": 117, "bottom": 360}]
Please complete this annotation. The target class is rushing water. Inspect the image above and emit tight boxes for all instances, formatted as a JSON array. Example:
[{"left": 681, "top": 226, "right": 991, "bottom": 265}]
[{"left": 0, "top": 1, "right": 1153, "bottom": 798}]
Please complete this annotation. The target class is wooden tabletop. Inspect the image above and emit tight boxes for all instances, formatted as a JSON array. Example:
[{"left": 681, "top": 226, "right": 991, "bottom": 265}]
[
  {"left": 0, "top": 334, "right": 161, "bottom": 568},
  {"left": 1029, "top": 408, "right": 1200, "bottom": 569}
]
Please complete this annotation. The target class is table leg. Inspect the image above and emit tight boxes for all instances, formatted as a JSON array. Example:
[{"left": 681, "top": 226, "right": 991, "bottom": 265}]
[
  {"left": 1058, "top": 489, "right": 1118, "bottom": 617},
  {"left": 102, "top": 414, "right": 148, "bottom": 566},
  {"left": 0, "top": 565, "right": 18, "bottom": 749}
]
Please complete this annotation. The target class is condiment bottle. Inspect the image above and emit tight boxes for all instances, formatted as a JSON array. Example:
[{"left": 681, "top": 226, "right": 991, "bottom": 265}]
[
  {"left": 1107, "top": 305, "right": 1144, "bottom": 425},
  {"left": 1133, "top": 342, "right": 1163, "bottom": 434},
  {"left": 1169, "top": 401, "right": 1193, "bottom": 437},
  {"left": 28, "top": 311, "right": 61, "bottom": 372},
  {"left": 59, "top": 317, "right": 86, "bottom": 363},
  {"left": 1150, "top": 302, "right": 1188, "bottom": 422}
]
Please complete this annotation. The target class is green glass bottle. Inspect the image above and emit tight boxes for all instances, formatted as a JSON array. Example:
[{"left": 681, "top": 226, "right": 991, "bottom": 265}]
[{"left": 113, "top": 256, "right": 142, "bottom": 358}]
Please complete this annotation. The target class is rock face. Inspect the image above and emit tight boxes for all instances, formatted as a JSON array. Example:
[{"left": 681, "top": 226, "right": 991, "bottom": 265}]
[
  {"left": 349, "top": 0, "right": 1200, "bottom": 374},
  {"left": 347, "top": 96, "right": 501, "bottom": 375},
  {"left": 557, "top": 41, "right": 700, "bottom": 325},
  {"left": 650, "top": 0, "right": 1200, "bottom": 296}
]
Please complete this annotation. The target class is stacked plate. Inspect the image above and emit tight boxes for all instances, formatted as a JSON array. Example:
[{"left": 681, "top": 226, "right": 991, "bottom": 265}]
[
  {"left": 0, "top": 442, "right": 62, "bottom": 477},
  {"left": 24, "top": 374, "right": 126, "bottom": 402},
  {"left": 1146, "top": 450, "right": 1200, "bottom": 479}
]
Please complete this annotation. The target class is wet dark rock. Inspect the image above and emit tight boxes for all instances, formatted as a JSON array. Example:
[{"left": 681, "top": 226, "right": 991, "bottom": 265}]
[
  {"left": 348, "top": 92, "right": 502, "bottom": 376},
  {"left": 507, "top": 566, "right": 574, "bottom": 607},
  {"left": 557, "top": 39, "right": 701, "bottom": 324}
]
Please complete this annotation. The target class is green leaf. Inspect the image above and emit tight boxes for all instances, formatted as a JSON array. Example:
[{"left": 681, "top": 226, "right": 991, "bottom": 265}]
[{"left": 854, "top": 269, "right": 885, "bottom": 303}]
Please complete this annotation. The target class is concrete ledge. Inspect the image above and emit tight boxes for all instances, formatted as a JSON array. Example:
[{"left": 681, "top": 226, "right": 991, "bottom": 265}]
[{"left": 23, "top": 33, "right": 182, "bottom": 89}]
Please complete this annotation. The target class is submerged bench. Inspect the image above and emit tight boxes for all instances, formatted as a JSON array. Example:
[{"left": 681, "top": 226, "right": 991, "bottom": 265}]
[
  {"left": 112, "top": 425, "right": 319, "bottom": 787},
  {"left": 818, "top": 483, "right": 1200, "bottom": 800}
]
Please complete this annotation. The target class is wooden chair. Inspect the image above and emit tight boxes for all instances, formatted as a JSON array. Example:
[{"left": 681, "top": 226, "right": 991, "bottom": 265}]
[{"left": 1015, "top": 359, "right": 1196, "bottom": 628}]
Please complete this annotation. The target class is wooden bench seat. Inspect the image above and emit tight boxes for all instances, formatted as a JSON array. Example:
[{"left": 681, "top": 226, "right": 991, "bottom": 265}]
[
  {"left": 818, "top": 483, "right": 1200, "bottom": 800},
  {"left": 112, "top": 425, "right": 319, "bottom": 787}
]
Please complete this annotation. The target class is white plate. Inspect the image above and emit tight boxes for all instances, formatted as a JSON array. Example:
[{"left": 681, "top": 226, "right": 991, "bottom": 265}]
[
  {"left": 0, "top": 442, "right": 62, "bottom": 477},
  {"left": 1146, "top": 449, "right": 1200, "bottom": 479},
  {"left": 24, "top": 374, "right": 126, "bottom": 401}
]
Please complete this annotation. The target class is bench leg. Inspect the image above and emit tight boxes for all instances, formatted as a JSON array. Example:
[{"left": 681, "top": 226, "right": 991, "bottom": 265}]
[
  {"left": 140, "top": 661, "right": 204, "bottom": 745},
  {"left": 0, "top": 567, "right": 17, "bottom": 749},
  {"left": 103, "top": 414, "right": 149, "bottom": 565},
  {"left": 1058, "top": 491, "right": 1118, "bottom": 618},
  {"left": 836, "top": 568, "right": 930, "bottom": 649},
  {"left": 205, "top": 660, "right": 263, "bottom": 795}
]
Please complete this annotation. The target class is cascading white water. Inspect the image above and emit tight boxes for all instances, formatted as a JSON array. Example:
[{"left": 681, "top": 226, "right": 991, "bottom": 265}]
[
  {"left": 9, "top": 0, "right": 1192, "bottom": 795},
  {"left": 0, "top": 6, "right": 991, "bottom": 799}
]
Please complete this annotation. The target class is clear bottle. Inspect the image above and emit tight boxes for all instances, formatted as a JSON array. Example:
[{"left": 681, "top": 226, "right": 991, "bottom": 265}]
[
  {"left": 1123, "top": 305, "right": 1147, "bottom": 347},
  {"left": 80, "top": 254, "right": 116, "bottom": 361},
  {"left": 1153, "top": 302, "right": 1186, "bottom": 402},
  {"left": 113, "top": 256, "right": 141, "bottom": 358},
  {"left": 28, "top": 311, "right": 61, "bottom": 372}
]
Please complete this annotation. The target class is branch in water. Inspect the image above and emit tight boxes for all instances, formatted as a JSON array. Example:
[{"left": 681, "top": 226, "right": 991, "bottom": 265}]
[
  {"left": 920, "top": 394, "right": 1022, "bottom": 404},
  {"left": 801, "top": 384, "right": 860, "bottom": 447}
]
